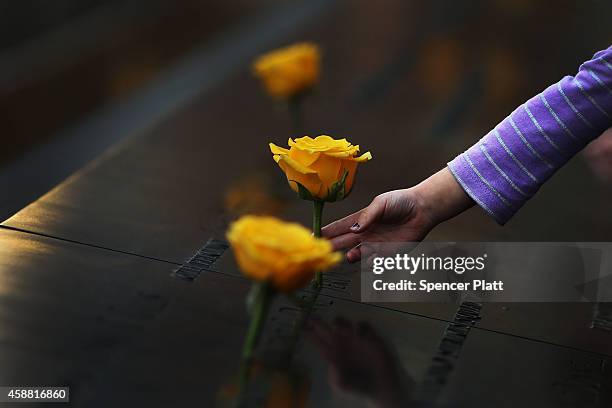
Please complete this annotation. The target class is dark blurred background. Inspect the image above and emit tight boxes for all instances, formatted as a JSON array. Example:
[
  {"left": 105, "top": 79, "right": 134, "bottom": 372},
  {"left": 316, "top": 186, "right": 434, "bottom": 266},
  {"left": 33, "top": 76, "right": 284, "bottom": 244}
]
[
  {"left": 1, "top": 0, "right": 611, "bottom": 224},
  {"left": 0, "top": 0, "right": 285, "bottom": 168}
]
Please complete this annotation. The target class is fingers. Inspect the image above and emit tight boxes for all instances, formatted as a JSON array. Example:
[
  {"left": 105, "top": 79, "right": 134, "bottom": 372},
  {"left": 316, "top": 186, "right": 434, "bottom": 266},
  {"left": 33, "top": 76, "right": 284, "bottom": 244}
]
[
  {"left": 329, "top": 234, "right": 363, "bottom": 262},
  {"left": 329, "top": 232, "right": 361, "bottom": 251},
  {"left": 346, "top": 246, "right": 361, "bottom": 263},
  {"left": 346, "top": 243, "right": 379, "bottom": 263},
  {"left": 322, "top": 194, "right": 386, "bottom": 239},
  {"left": 353, "top": 195, "right": 386, "bottom": 233},
  {"left": 321, "top": 211, "right": 361, "bottom": 238}
]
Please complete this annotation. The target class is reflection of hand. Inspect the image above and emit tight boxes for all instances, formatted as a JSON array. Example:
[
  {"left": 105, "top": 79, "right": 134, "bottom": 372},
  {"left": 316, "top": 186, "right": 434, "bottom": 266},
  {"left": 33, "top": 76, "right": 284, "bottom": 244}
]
[
  {"left": 305, "top": 318, "right": 413, "bottom": 407},
  {"left": 322, "top": 168, "right": 473, "bottom": 263},
  {"left": 583, "top": 127, "right": 612, "bottom": 183}
]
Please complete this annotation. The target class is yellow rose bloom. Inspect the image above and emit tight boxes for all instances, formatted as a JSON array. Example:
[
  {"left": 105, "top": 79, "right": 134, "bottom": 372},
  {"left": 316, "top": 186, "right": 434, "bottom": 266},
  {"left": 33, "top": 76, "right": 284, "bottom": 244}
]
[
  {"left": 269, "top": 135, "right": 372, "bottom": 201},
  {"left": 253, "top": 43, "right": 320, "bottom": 99},
  {"left": 226, "top": 215, "right": 341, "bottom": 292}
]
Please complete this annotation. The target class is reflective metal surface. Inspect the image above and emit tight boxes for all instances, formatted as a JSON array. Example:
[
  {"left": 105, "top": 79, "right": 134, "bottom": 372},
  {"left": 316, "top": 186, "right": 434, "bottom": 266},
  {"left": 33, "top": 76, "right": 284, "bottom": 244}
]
[
  {"left": 214, "top": 248, "right": 612, "bottom": 356},
  {"left": 438, "top": 328, "right": 611, "bottom": 407},
  {"left": 1, "top": 229, "right": 609, "bottom": 406},
  {"left": 0, "top": 229, "right": 443, "bottom": 406}
]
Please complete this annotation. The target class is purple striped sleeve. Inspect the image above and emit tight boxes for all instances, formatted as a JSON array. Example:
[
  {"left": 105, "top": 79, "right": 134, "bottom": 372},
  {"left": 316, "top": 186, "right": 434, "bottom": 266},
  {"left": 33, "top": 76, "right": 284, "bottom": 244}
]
[{"left": 448, "top": 46, "right": 612, "bottom": 224}]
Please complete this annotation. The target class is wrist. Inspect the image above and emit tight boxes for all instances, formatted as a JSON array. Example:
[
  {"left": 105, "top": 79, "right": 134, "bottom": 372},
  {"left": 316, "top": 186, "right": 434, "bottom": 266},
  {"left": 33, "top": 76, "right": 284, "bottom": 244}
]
[{"left": 412, "top": 167, "right": 474, "bottom": 226}]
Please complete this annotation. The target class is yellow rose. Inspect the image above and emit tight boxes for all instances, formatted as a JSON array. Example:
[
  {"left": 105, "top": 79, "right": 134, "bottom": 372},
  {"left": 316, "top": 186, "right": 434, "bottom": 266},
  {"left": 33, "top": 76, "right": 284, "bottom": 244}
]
[
  {"left": 226, "top": 215, "right": 341, "bottom": 292},
  {"left": 253, "top": 43, "right": 320, "bottom": 99},
  {"left": 269, "top": 135, "right": 372, "bottom": 201}
]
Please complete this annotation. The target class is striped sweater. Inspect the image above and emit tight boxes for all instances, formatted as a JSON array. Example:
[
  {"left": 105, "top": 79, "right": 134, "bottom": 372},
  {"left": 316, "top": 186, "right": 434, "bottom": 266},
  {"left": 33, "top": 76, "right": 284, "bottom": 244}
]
[{"left": 448, "top": 46, "right": 612, "bottom": 224}]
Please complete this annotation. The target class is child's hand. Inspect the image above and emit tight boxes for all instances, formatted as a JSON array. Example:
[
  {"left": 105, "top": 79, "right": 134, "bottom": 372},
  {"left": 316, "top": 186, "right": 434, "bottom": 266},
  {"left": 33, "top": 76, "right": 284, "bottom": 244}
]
[
  {"left": 322, "top": 168, "right": 473, "bottom": 262},
  {"left": 322, "top": 189, "right": 433, "bottom": 262}
]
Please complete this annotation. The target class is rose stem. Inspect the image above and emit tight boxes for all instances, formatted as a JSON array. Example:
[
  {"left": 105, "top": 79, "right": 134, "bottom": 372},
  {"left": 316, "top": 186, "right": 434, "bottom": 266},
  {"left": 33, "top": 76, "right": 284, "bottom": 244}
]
[
  {"left": 236, "top": 283, "right": 272, "bottom": 406},
  {"left": 312, "top": 200, "right": 324, "bottom": 288}
]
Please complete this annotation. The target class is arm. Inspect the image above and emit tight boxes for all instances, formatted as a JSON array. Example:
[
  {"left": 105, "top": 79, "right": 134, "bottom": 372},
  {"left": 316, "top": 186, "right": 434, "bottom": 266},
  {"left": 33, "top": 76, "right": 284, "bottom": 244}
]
[
  {"left": 323, "top": 47, "right": 612, "bottom": 262},
  {"left": 449, "top": 46, "right": 612, "bottom": 224}
]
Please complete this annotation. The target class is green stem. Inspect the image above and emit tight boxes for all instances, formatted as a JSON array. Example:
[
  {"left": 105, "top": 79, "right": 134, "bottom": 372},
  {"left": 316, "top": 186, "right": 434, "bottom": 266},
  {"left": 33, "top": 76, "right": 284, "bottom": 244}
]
[
  {"left": 312, "top": 200, "right": 324, "bottom": 288},
  {"left": 312, "top": 200, "right": 324, "bottom": 237},
  {"left": 242, "top": 292, "right": 270, "bottom": 361},
  {"left": 236, "top": 283, "right": 272, "bottom": 407}
]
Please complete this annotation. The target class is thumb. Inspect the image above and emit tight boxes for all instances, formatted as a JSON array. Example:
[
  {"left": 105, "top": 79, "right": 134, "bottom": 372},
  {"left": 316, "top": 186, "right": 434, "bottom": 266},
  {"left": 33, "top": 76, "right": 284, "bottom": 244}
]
[{"left": 351, "top": 195, "right": 386, "bottom": 233}]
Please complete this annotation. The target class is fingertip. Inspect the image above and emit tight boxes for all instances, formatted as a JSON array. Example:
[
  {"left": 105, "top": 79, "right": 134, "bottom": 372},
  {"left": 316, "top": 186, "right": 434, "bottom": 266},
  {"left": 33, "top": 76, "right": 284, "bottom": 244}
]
[
  {"left": 346, "top": 247, "right": 361, "bottom": 263},
  {"left": 320, "top": 227, "right": 330, "bottom": 238}
]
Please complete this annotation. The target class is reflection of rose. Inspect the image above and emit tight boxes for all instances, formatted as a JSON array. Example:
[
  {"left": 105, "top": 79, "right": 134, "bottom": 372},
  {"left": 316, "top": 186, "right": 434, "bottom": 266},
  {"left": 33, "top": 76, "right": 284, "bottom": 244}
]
[
  {"left": 253, "top": 43, "right": 320, "bottom": 99},
  {"left": 226, "top": 215, "right": 341, "bottom": 292},
  {"left": 270, "top": 135, "right": 372, "bottom": 201},
  {"left": 265, "top": 371, "right": 310, "bottom": 408},
  {"left": 217, "top": 360, "right": 309, "bottom": 408},
  {"left": 224, "top": 176, "right": 284, "bottom": 216}
]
